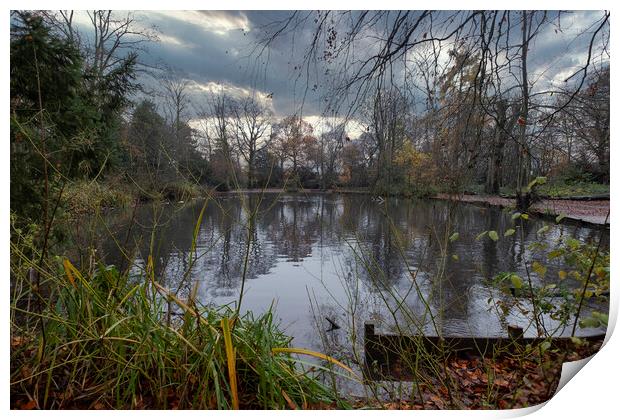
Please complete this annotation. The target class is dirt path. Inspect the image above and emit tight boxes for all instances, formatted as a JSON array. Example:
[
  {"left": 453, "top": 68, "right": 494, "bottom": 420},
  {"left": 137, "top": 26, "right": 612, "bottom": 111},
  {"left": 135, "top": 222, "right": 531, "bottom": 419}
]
[{"left": 435, "top": 194, "right": 610, "bottom": 226}]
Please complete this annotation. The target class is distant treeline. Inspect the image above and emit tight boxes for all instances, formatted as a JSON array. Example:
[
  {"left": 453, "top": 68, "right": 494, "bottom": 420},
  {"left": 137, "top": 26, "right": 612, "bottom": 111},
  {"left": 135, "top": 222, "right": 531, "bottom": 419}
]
[{"left": 10, "top": 10, "right": 610, "bottom": 229}]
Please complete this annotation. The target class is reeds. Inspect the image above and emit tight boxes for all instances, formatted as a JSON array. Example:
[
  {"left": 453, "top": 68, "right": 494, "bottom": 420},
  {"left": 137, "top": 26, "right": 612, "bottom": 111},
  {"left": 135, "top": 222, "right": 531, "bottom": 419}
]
[{"left": 10, "top": 256, "right": 352, "bottom": 409}]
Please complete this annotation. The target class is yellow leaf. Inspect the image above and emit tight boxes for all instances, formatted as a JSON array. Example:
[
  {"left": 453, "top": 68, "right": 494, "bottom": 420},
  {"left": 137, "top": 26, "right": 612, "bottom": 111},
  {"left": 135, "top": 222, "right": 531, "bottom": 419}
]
[
  {"left": 221, "top": 317, "right": 239, "bottom": 409},
  {"left": 532, "top": 261, "right": 547, "bottom": 277},
  {"left": 63, "top": 259, "right": 76, "bottom": 288},
  {"left": 146, "top": 255, "right": 154, "bottom": 281},
  {"left": 272, "top": 347, "right": 361, "bottom": 382}
]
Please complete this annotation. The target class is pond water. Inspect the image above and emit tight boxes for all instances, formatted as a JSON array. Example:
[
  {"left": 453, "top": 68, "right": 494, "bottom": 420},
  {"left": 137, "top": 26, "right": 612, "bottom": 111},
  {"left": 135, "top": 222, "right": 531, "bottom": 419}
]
[{"left": 95, "top": 192, "right": 608, "bottom": 358}]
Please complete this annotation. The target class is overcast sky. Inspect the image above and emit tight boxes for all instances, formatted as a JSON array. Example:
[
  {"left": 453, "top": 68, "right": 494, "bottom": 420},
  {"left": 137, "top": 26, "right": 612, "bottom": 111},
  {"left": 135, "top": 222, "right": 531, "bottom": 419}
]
[
  {"left": 65, "top": 10, "right": 609, "bottom": 134},
  {"left": 128, "top": 11, "right": 325, "bottom": 116}
]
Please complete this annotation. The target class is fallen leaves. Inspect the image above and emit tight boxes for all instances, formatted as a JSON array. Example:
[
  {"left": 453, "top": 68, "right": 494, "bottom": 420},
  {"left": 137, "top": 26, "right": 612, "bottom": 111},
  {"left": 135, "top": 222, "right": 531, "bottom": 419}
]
[
  {"left": 427, "top": 394, "right": 445, "bottom": 409},
  {"left": 15, "top": 399, "right": 38, "bottom": 410},
  {"left": 433, "top": 194, "right": 609, "bottom": 225},
  {"left": 11, "top": 336, "right": 28, "bottom": 348},
  {"left": 493, "top": 376, "right": 510, "bottom": 388}
]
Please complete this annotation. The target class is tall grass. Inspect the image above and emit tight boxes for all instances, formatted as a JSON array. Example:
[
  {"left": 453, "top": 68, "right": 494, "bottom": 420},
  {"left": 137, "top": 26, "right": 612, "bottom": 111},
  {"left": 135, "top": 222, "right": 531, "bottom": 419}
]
[{"left": 10, "top": 251, "right": 352, "bottom": 409}]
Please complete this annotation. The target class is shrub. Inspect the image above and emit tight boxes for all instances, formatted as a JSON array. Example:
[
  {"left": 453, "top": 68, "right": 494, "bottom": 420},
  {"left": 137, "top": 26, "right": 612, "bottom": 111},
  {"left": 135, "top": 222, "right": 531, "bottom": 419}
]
[
  {"left": 65, "top": 180, "right": 132, "bottom": 214},
  {"left": 160, "top": 181, "right": 202, "bottom": 201}
]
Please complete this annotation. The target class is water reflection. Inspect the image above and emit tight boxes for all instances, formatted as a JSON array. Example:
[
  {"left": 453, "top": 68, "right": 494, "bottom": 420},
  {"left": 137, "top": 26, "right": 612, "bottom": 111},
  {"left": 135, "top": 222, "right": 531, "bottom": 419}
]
[{"left": 95, "top": 193, "right": 608, "bottom": 351}]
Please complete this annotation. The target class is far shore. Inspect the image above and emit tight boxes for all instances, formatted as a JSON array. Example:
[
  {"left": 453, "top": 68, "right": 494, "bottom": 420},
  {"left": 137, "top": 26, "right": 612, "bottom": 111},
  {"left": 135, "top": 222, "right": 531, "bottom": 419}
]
[{"left": 219, "top": 188, "right": 609, "bottom": 226}]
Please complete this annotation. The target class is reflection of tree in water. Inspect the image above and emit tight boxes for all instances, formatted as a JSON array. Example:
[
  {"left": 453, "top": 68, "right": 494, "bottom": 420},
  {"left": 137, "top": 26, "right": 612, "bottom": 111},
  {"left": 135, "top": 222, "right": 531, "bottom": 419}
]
[
  {"left": 195, "top": 198, "right": 277, "bottom": 298},
  {"left": 98, "top": 202, "right": 203, "bottom": 278},
  {"left": 90, "top": 193, "right": 608, "bottom": 339},
  {"left": 425, "top": 203, "right": 518, "bottom": 329},
  {"left": 262, "top": 195, "right": 322, "bottom": 262},
  {"left": 338, "top": 197, "right": 407, "bottom": 291}
]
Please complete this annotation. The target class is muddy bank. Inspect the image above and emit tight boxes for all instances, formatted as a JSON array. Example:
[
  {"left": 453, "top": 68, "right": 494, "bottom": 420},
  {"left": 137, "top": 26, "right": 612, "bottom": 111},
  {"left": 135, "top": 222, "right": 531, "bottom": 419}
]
[{"left": 434, "top": 193, "right": 609, "bottom": 226}]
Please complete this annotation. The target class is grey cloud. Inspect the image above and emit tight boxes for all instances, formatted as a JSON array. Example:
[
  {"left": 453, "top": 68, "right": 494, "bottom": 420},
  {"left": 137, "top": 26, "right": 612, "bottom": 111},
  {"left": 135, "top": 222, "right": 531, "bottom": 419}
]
[
  {"left": 69, "top": 10, "right": 609, "bottom": 119},
  {"left": 134, "top": 10, "right": 324, "bottom": 116}
]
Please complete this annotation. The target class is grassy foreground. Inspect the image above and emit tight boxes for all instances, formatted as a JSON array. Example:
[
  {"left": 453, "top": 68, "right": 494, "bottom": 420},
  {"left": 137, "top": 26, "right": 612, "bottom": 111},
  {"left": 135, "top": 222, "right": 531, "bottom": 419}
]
[{"left": 10, "top": 256, "right": 353, "bottom": 409}]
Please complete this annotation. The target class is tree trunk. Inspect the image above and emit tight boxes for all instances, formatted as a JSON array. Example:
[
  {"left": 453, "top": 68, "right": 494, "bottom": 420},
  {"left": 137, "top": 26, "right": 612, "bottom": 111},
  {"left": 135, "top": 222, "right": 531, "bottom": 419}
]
[
  {"left": 247, "top": 151, "right": 255, "bottom": 189},
  {"left": 517, "top": 11, "right": 530, "bottom": 195},
  {"left": 486, "top": 101, "right": 513, "bottom": 194}
]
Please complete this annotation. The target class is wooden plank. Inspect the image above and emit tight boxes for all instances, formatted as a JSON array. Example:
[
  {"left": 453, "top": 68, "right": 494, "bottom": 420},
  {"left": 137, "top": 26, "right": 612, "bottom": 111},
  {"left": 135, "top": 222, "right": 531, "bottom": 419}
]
[{"left": 363, "top": 323, "right": 605, "bottom": 381}]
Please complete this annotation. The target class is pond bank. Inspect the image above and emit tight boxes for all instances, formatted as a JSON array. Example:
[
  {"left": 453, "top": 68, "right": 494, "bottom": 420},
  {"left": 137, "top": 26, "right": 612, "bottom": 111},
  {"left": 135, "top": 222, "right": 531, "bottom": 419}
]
[
  {"left": 433, "top": 193, "right": 610, "bottom": 226},
  {"left": 224, "top": 188, "right": 353, "bottom": 194},
  {"left": 226, "top": 189, "right": 609, "bottom": 226}
]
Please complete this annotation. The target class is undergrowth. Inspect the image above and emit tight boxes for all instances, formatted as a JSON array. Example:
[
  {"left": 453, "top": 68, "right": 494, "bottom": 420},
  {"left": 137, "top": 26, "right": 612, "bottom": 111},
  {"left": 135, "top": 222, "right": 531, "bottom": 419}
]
[{"left": 10, "top": 252, "right": 352, "bottom": 409}]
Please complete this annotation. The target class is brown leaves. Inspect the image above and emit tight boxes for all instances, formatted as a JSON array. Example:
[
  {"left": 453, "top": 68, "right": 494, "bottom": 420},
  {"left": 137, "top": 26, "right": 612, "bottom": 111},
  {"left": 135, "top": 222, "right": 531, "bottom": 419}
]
[
  {"left": 11, "top": 336, "right": 28, "bottom": 348},
  {"left": 91, "top": 401, "right": 107, "bottom": 410},
  {"left": 427, "top": 394, "right": 445, "bottom": 409},
  {"left": 493, "top": 376, "right": 510, "bottom": 388},
  {"left": 433, "top": 194, "right": 609, "bottom": 225},
  {"left": 14, "top": 399, "right": 37, "bottom": 410},
  {"left": 436, "top": 352, "right": 565, "bottom": 409},
  {"left": 376, "top": 401, "right": 426, "bottom": 410}
]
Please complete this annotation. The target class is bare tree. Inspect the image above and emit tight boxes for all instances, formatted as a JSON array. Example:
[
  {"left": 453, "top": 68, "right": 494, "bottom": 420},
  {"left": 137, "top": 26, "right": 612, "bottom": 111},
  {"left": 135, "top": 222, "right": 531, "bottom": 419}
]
[
  {"left": 161, "top": 76, "right": 191, "bottom": 139},
  {"left": 161, "top": 75, "right": 197, "bottom": 178},
  {"left": 43, "top": 10, "right": 158, "bottom": 98},
  {"left": 318, "top": 121, "right": 347, "bottom": 189},
  {"left": 257, "top": 10, "right": 610, "bottom": 200},
  {"left": 272, "top": 115, "right": 314, "bottom": 179},
  {"left": 86, "top": 11, "right": 157, "bottom": 78},
  {"left": 231, "top": 96, "right": 273, "bottom": 188},
  {"left": 204, "top": 92, "right": 236, "bottom": 190},
  {"left": 552, "top": 66, "right": 610, "bottom": 182},
  {"left": 41, "top": 11, "right": 79, "bottom": 45}
]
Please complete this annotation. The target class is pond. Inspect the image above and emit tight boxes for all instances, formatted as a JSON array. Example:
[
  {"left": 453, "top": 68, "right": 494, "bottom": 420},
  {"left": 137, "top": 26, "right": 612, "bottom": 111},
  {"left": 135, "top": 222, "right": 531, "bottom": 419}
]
[{"left": 93, "top": 192, "right": 608, "bottom": 354}]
